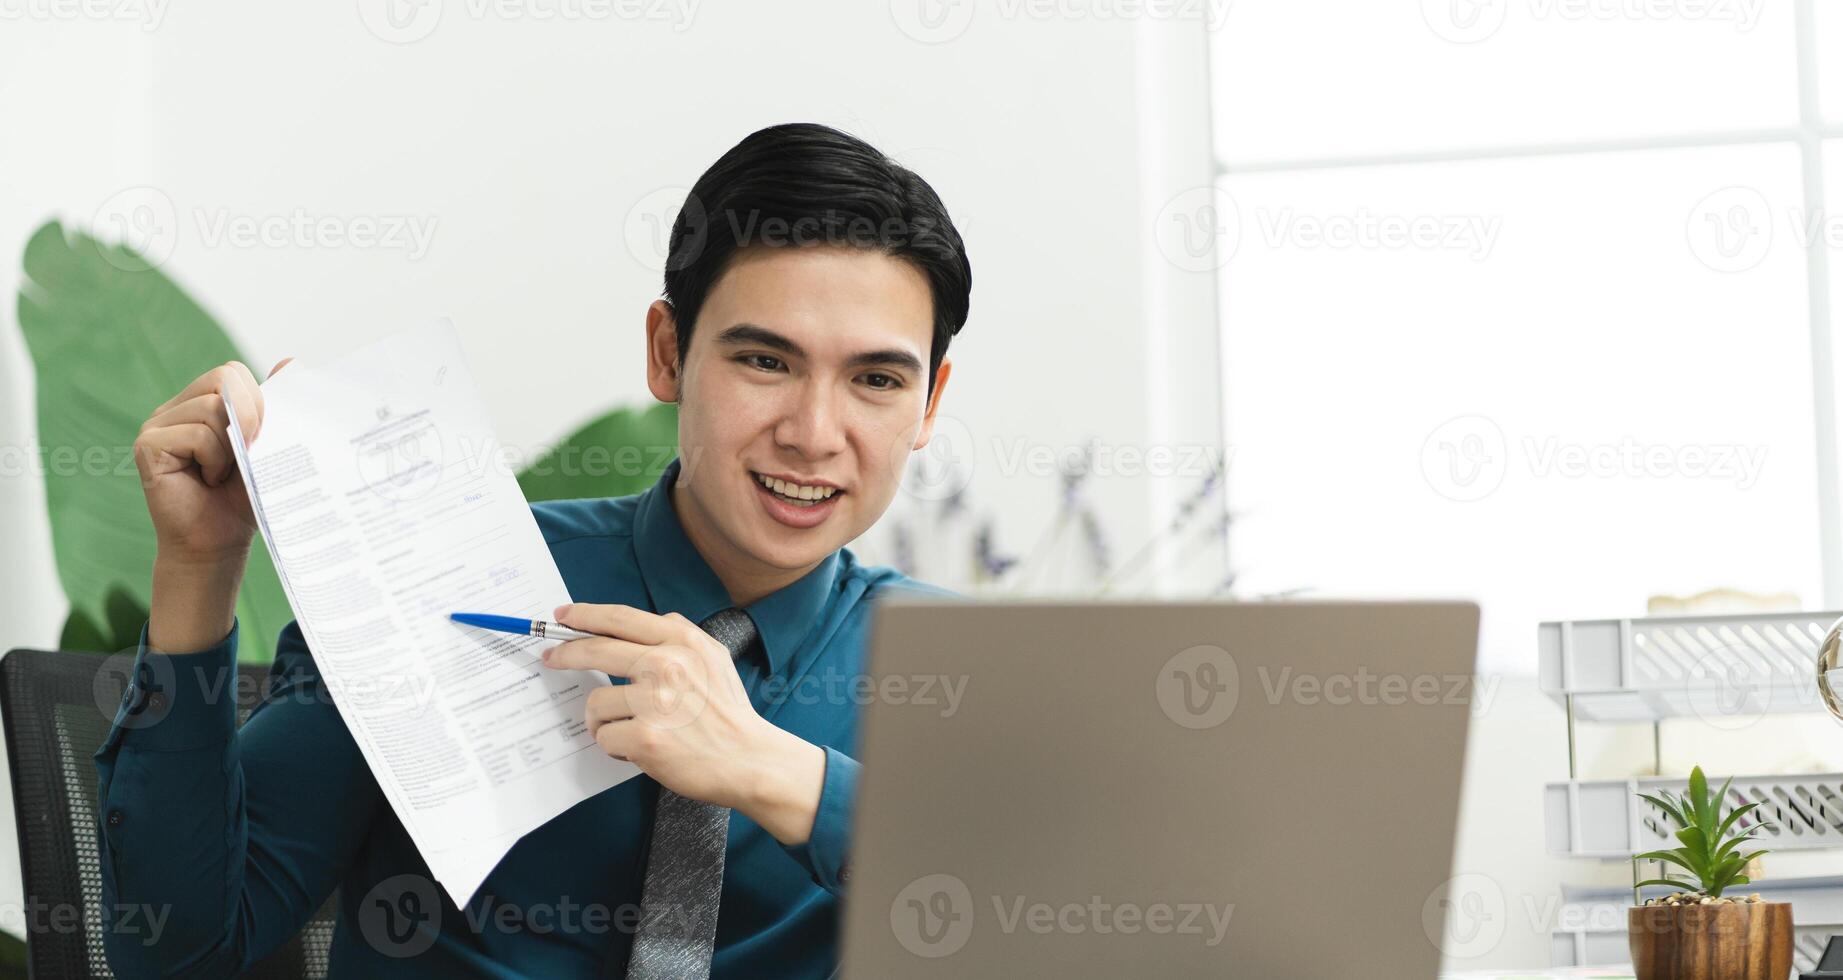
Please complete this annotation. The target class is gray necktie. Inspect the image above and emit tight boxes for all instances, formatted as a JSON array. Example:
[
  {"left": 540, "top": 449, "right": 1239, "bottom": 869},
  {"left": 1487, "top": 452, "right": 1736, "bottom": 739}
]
[{"left": 625, "top": 607, "right": 758, "bottom": 980}]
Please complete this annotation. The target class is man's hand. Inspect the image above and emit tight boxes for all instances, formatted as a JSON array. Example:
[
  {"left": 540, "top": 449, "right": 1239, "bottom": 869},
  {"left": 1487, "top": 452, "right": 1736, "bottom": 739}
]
[
  {"left": 543, "top": 602, "right": 827, "bottom": 847},
  {"left": 136, "top": 358, "right": 292, "bottom": 653}
]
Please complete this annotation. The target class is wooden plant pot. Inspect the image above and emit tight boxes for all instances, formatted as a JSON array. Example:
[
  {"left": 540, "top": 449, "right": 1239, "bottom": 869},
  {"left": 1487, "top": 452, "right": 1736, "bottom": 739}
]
[{"left": 1628, "top": 901, "right": 1793, "bottom": 980}]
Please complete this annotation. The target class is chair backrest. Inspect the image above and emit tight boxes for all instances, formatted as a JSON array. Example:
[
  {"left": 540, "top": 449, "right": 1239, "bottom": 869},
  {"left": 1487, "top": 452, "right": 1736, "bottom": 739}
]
[{"left": 0, "top": 647, "right": 338, "bottom": 979}]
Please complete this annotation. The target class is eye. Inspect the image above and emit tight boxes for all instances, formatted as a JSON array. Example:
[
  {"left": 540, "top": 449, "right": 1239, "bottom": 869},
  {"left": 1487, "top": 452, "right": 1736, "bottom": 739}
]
[
  {"left": 861, "top": 372, "right": 903, "bottom": 391},
  {"left": 738, "top": 353, "right": 784, "bottom": 372}
]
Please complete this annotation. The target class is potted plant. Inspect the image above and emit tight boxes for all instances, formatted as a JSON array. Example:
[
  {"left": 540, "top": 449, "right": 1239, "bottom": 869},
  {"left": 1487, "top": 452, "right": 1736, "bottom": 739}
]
[{"left": 1627, "top": 766, "right": 1793, "bottom": 980}]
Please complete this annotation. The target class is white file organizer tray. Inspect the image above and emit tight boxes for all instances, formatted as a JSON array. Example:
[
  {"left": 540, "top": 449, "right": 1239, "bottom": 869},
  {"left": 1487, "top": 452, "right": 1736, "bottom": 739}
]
[
  {"left": 1545, "top": 772, "right": 1843, "bottom": 858},
  {"left": 1538, "top": 611, "right": 1837, "bottom": 723}
]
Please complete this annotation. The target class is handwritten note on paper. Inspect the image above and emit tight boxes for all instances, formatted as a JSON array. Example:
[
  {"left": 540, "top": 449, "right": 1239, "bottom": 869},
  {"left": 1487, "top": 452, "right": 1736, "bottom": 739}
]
[{"left": 222, "top": 320, "right": 640, "bottom": 906}]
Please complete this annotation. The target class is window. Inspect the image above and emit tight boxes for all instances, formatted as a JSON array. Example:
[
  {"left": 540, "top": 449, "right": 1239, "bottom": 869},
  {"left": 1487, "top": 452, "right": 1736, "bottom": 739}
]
[{"left": 1212, "top": 0, "right": 1839, "bottom": 673}]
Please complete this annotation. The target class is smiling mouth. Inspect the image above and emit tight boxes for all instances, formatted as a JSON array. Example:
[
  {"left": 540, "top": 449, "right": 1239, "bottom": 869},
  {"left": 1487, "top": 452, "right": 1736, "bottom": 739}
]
[{"left": 752, "top": 471, "right": 843, "bottom": 508}]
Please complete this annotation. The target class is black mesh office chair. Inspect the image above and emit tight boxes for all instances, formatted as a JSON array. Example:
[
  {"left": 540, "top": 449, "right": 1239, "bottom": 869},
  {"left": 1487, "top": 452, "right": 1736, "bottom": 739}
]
[{"left": 0, "top": 647, "right": 338, "bottom": 978}]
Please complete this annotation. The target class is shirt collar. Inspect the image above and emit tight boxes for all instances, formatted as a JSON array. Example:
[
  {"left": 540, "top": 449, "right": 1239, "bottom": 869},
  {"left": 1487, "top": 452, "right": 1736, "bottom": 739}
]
[{"left": 633, "top": 457, "right": 841, "bottom": 676}]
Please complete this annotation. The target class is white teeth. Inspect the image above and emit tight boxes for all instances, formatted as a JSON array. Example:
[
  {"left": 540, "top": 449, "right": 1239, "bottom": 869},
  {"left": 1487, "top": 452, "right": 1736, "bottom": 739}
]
[{"left": 755, "top": 473, "right": 839, "bottom": 502}]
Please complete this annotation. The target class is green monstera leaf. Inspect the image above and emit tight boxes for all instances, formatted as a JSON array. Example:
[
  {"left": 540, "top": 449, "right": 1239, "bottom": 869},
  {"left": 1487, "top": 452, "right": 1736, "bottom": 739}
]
[
  {"left": 517, "top": 403, "right": 678, "bottom": 502},
  {"left": 17, "top": 221, "right": 292, "bottom": 662},
  {"left": 58, "top": 585, "right": 151, "bottom": 655}
]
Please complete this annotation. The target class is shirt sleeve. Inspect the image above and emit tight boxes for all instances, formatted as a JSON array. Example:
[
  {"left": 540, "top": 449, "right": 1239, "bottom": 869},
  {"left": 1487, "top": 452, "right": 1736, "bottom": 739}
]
[
  {"left": 779, "top": 745, "right": 859, "bottom": 894},
  {"left": 91, "top": 617, "right": 383, "bottom": 978}
]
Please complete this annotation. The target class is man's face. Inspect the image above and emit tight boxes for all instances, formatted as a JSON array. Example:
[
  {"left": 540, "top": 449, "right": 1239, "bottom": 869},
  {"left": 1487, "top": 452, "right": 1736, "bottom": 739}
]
[{"left": 649, "top": 245, "right": 949, "bottom": 584}]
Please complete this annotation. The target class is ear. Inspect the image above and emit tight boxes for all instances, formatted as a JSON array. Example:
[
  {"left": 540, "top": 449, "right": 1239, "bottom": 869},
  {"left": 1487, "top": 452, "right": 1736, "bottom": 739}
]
[
  {"left": 911, "top": 357, "right": 953, "bottom": 450},
  {"left": 645, "top": 300, "right": 682, "bottom": 403}
]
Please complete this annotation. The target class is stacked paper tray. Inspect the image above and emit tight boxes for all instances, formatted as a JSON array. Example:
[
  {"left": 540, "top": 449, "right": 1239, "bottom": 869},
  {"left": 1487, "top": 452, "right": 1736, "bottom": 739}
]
[
  {"left": 1538, "top": 611, "right": 1838, "bottom": 723},
  {"left": 1545, "top": 773, "right": 1843, "bottom": 858}
]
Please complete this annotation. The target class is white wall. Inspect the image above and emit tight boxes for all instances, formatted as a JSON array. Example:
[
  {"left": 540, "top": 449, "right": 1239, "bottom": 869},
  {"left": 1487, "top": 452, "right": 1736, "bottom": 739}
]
[
  {"left": 1, "top": 4, "right": 1237, "bottom": 636},
  {"left": 0, "top": 0, "right": 1225, "bottom": 943}
]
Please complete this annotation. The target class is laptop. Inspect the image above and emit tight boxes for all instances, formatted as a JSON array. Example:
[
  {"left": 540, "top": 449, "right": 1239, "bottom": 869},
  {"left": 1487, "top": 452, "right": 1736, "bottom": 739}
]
[{"left": 839, "top": 600, "right": 1481, "bottom": 978}]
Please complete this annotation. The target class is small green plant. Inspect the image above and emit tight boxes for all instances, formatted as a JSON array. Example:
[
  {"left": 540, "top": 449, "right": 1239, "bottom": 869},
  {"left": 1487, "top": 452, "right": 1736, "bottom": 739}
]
[{"left": 1632, "top": 766, "right": 1772, "bottom": 899}]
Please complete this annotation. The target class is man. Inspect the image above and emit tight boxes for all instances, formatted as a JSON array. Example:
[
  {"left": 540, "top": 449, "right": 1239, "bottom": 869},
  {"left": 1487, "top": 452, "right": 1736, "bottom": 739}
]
[{"left": 96, "top": 122, "right": 971, "bottom": 978}]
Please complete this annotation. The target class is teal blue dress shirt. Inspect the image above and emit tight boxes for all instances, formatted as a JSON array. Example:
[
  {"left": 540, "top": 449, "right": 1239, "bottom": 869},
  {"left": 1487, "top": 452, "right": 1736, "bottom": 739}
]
[{"left": 91, "top": 457, "right": 946, "bottom": 978}]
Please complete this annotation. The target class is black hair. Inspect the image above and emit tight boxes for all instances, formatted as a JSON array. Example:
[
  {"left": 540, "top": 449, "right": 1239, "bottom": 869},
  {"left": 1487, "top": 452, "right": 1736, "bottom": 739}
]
[{"left": 662, "top": 123, "right": 972, "bottom": 393}]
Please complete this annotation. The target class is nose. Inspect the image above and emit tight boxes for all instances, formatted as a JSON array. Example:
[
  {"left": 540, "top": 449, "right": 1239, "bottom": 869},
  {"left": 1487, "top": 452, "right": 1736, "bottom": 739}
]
[{"left": 774, "top": 378, "right": 849, "bottom": 460}]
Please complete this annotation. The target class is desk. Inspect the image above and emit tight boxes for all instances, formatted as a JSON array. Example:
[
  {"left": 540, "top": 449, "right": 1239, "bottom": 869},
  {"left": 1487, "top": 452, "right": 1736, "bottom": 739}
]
[{"left": 1441, "top": 969, "right": 1634, "bottom": 979}]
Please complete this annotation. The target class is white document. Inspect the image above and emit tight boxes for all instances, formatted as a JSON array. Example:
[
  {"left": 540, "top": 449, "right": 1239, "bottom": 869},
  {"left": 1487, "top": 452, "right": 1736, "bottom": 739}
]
[{"left": 221, "top": 320, "right": 641, "bottom": 907}]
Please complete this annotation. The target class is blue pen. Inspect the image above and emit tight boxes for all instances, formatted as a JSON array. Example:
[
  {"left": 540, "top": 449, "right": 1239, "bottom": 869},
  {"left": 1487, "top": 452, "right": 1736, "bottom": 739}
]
[{"left": 450, "top": 612, "right": 598, "bottom": 642}]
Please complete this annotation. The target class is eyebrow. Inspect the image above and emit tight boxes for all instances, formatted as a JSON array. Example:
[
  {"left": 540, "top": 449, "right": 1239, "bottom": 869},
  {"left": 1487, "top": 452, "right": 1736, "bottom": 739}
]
[{"left": 715, "top": 323, "right": 925, "bottom": 376}]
